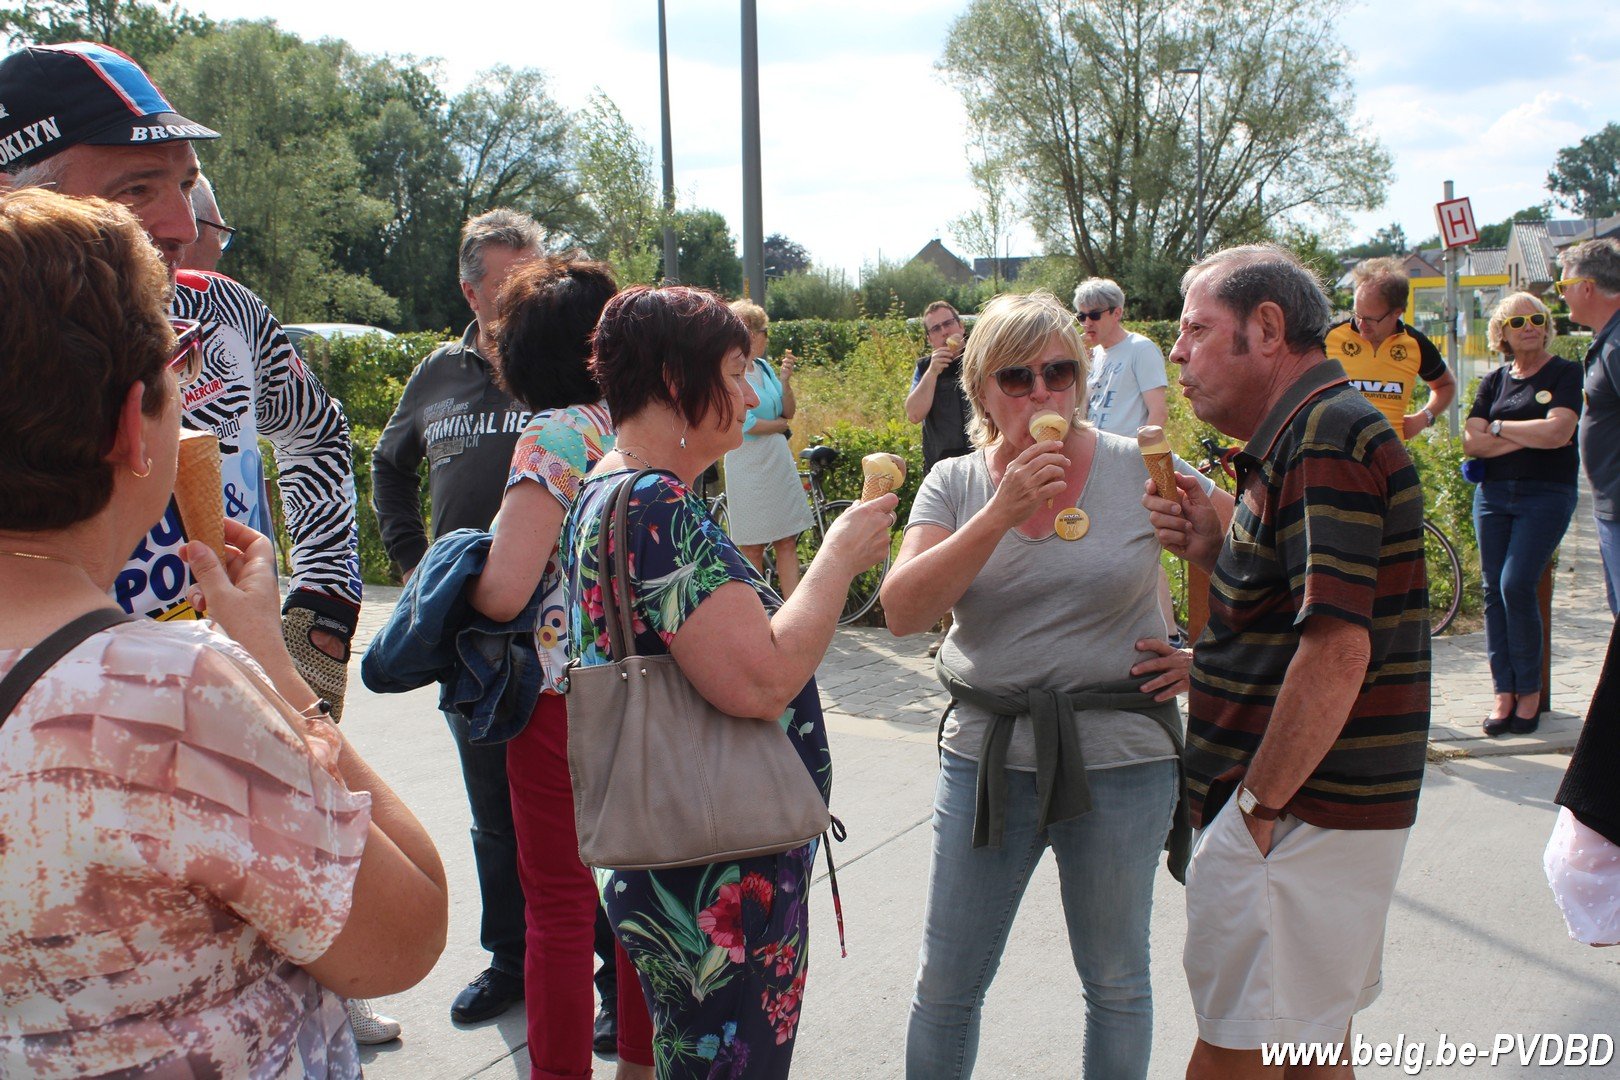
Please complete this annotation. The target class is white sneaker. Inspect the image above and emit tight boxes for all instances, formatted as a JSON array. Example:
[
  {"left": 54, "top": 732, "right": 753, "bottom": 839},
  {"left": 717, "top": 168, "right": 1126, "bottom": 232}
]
[{"left": 345, "top": 998, "right": 402, "bottom": 1045}]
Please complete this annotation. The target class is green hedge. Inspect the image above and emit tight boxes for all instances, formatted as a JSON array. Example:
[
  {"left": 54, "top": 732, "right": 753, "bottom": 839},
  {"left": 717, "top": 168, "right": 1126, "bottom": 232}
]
[{"left": 768, "top": 318, "right": 919, "bottom": 366}]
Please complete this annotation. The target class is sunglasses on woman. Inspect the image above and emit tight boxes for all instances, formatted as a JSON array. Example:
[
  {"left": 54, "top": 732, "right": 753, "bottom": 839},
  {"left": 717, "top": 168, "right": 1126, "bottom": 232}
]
[
  {"left": 993, "top": 359, "right": 1080, "bottom": 397},
  {"left": 1503, "top": 312, "right": 1547, "bottom": 330},
  {"left": 168, "top": 318, "right": 205, "bottom": 386}
]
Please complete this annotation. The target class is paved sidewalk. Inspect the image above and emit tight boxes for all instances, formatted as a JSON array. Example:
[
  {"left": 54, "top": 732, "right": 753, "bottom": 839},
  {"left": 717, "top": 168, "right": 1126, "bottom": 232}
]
[{"left": 339, "top": 489, "right": 1617, "bottom": 1079}]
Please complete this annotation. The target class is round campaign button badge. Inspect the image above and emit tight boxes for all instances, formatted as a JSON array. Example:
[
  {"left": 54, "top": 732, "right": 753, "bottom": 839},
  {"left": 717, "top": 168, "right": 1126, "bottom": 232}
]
[
  {"left": 1055, "top": 507, "right": 1090, "bottom": 541},
  {"left": 1535, "top": 390, "right": 1553, "bottom": 404}
]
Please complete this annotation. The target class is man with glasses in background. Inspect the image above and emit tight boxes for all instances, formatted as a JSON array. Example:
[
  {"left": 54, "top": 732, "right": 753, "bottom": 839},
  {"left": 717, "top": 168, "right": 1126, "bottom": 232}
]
[
  {"left": 1077, "top": 277, "right": 1170, "bottom": 436},
  {"left": 1558, "top": 239, "right": 1620, "bottom": 614},
  {"left": 1326, "top": 256, "right": 1456, "bottom": 438},
  {"left": 180, "top": 173, "right": 235, "bottom": 272},
  {"left": 905, "top": 300, "right": 973, "bottom": 474}
]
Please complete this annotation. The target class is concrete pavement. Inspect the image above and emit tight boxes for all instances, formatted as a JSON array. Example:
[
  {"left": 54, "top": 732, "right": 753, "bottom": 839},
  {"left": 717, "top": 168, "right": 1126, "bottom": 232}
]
[{"left": 339, "top": 490, "right": 1619, "bottom": 1079}]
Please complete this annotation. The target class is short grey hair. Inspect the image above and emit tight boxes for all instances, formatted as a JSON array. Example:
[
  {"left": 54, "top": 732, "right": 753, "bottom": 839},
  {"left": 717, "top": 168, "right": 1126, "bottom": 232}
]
[
  {"left": 1560, "top": 238, "right": 1620, "bottom": 296},
  {"left": 459, "top": 208, "right": 544, "bottom": 285},
  {"left": 4, "top": 152, "right": 69, "bottom": 189},
  {"left": 1073, "top": 277, "right": 1125, "bottom": 313},
  {"left": 1181, "top": 243, "right": 1332, "bottom": 353},
  {"left": 190, "top": 173, "right": 221, "bottom": 223}
]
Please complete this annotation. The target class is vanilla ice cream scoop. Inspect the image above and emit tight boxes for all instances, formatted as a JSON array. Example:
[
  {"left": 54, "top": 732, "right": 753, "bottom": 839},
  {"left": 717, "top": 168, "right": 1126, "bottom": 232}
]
[
  {"left": 1028, "top": 411, "right": 1070, "bottom": 444},
  {"left": 860, "top": 452, "right": 907, "bottom": 503}
]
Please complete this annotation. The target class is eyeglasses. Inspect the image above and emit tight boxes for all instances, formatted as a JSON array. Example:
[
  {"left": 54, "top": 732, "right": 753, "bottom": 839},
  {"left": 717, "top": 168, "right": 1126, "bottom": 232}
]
[
  {"left": 168, "top": 318, "right": 205, "bottom": 386},
  {"left": 1503, "top": 312, "right": 1547, "bottom": 330},
  {"left": 1075, "top": 307, "right": 1115, "bottom": 322},
  {"left": 925, "top": 315, "right": 961, "bottom": 335},
  {"left": 1354, "top": 308, "right": 1398, "bottom": 327},
  {"left": 993, "top": 359, "right": 1080, "bottom": 397},
  {"left": 1554, "top": 277, "right": 1592, "bottom": 297},
  {"left": 195, "top": 215, "right": 236, "bottom": 252}
]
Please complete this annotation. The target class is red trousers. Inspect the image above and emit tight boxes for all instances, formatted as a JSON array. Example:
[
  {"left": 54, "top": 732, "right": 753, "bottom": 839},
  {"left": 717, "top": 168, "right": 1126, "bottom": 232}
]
[{"left": 507, "top": 692, "right": 653, "bottom": 1078}]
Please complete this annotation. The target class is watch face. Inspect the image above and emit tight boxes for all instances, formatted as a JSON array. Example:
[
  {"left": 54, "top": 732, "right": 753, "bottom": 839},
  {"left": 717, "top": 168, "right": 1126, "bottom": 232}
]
[{"left": 1238, "top": 787, "right": 1256, "bottom": 814}]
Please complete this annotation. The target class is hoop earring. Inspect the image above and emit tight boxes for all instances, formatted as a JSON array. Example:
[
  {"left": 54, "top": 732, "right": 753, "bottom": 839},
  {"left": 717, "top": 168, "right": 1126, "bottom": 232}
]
[{"left": 130, "top": 458, "right": 152, "bottom": 479}]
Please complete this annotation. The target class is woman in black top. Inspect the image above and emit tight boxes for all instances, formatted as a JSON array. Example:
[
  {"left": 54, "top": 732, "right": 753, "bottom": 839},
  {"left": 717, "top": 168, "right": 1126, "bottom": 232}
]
[{"left": 1462, "top": 292, "right": 1583, "bottom": 734}]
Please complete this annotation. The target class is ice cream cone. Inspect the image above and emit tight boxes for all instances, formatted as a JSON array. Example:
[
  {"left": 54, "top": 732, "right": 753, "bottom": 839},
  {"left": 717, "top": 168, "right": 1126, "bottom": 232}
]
[
  {"left": 1028, "top": 412, "right": 1070, "bottom": 507},
  {"left": 946, "top": 334, "right": 963, "bottom": 351},
  {"left": 861, "top": 452, "right": 906, "bottom": 504},
  {"left": 174, "top": 430, "right": 225, "bottom": 558},
  {"left": 1137, "top": 424, "right": 1179, "bottom": 505}
]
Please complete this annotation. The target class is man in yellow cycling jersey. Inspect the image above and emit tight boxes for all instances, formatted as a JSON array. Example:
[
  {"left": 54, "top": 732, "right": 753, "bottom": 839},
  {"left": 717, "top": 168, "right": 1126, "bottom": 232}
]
[{"left": 1326, "top": 257, "right": 1456, "bottom": 438}]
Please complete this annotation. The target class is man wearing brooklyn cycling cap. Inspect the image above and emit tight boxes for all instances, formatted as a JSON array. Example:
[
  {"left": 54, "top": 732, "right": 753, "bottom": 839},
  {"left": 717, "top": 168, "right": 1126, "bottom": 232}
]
[{"left": 0, "top": 41, "right": 219, "bottom": 169}]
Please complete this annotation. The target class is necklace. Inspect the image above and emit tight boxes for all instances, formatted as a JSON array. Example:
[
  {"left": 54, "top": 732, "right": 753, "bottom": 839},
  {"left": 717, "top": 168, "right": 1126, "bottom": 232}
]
[
  {"left": 0, "top": 549, "right": 73, "bottom": 566},
  {"left": 617, "top": 445, "right": 660, "bottom": 471}
]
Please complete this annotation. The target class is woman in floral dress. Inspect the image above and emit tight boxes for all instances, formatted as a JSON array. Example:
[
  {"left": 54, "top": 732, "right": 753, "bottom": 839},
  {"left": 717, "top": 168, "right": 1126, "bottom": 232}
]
[{"left": 558, "top": 286, "right": 895, "bottom": 1078}]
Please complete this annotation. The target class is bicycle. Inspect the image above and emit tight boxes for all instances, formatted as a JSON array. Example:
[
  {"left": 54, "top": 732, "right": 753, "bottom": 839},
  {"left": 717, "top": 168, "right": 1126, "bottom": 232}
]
[
  {"left": 1164, "top": 437, "right": 1462, "bottom": 637},
  {"left": 707, "top": 443, "right": 889, "bottom": 626}
]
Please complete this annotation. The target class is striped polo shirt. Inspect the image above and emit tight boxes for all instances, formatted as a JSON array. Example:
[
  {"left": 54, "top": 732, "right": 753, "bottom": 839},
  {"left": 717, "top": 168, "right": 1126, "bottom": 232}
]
[{"left": 1186, "top": 359, "right": 1430, "bottom": 831}]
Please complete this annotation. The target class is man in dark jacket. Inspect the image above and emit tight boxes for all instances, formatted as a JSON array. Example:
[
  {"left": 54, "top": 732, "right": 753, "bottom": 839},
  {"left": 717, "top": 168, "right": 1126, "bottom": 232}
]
[
  {"left": 904, "top": 300, "right": 973, "bottom": 473},
  {"left": 371, "top": 209, "right": 539, "bottom": 1024}
]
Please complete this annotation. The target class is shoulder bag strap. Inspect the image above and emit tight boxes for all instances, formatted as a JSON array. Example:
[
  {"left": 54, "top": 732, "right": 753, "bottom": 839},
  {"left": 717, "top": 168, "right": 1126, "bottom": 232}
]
[
  {"left": 0, "top": 608, "right": 135, "bottom": 726},
  {"left": 595, "top": 469, "right": 663, "bottom": 662}
]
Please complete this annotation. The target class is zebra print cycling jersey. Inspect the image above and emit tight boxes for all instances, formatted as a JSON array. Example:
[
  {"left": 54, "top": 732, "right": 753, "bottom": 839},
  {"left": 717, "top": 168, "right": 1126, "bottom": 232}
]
[{"left": 112, "top": 270, "right": 361, "bottom": 628}]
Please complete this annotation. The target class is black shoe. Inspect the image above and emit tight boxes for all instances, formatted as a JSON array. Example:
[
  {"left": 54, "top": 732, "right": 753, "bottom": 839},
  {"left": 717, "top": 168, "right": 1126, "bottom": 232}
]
[
  {"left": 1508, "top": 709, "right": 1541, "bottom": 735},
  {"left": 1483, "top": 713, "right": 1513, "bottom": 737},
  {"left": 450, "top": 968, "right": 524, "bottom": 1024},
  {"left": 592, "top": 1004, "right": 617, "bottom": 1055}
]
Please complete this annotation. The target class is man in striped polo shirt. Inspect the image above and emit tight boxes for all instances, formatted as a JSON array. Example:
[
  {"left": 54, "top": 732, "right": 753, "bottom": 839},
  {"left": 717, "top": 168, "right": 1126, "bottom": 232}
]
[{"left": 1145, "top": 244, "right": 1430, "bottom": 1075}]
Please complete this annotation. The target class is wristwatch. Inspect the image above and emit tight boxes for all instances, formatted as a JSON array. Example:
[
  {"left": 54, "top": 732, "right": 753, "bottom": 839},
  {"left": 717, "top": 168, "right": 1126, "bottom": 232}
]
[
  {"left": 1237, "top": 785, "right": 1283, "bottom": 821},
  {"left": 1420, "top": 406, "right": 1435, "bottom": 427},
  {"left": 1490, "top": 419, "right": 1503, "bottom": 437}
]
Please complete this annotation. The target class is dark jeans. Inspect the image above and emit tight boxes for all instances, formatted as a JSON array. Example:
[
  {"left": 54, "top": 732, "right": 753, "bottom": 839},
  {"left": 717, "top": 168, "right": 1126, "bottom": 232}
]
[
  {"left": 445, "top": 710, "right": 527, "bottom": 979},
  {"left": 1473, "top": 479, "right": 1579, "bottom": 695}
]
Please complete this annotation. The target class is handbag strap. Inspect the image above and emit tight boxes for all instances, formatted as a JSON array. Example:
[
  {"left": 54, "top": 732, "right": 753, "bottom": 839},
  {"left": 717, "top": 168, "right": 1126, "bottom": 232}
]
[
  {"left": 0, "top": 607, "right": 134, "bottom": 727},
  {"left": 595, "top": 468, "right": 667, "bottom": 662}
]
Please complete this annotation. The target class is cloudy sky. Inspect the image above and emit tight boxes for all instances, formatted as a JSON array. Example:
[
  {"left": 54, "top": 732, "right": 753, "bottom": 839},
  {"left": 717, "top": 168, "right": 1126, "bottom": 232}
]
[{"left": 193, "top": 0, "right": 1620, "bottom": 275}]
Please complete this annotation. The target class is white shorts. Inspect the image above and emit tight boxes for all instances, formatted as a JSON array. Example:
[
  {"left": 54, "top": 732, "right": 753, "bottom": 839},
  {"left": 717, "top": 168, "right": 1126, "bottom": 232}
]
[{"left": 1183, "top": 797, "right": 1411, "bottom": 1048}]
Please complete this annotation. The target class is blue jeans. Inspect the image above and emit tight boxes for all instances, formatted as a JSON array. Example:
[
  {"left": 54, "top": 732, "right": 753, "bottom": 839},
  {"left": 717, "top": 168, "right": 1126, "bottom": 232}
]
[
  {"left": 1596, "top": 513, "right": 1620, "bottom": 617},
  {"left": 906, "top": 752, "right": 1178, "bottom": 1079},
  {"left": 1472, "top": 480, "right": 1579, "bottom": 695},
  {"left": 445, "top": 710, "right": 526, "bottom": 979}
]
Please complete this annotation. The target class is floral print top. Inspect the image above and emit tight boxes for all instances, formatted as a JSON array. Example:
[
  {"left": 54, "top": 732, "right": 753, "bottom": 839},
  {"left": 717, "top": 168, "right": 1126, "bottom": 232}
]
[
  {"left": 0, "top": 620, "right": 370, "bottom": 1079},
  {"left": 560, "top": 468, "right": 831, "bottom": 800},
  {"left": 505, "top": 400, "right": 615, "bottom": 693}
]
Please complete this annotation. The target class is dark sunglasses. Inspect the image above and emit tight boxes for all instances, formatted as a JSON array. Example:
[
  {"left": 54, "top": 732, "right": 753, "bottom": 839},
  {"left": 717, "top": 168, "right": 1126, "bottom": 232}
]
[
  {"left": 1504, "top": 312, "right": 1547, "bottom": 330},
  {"left": 168, "top": 318, "right": 205, "bottom": 386},
  {"left": 993, "top": 359, "right": 1080, "bottom": 397},
  {"left": 1076, "top": 307, "right": 1115, "bottom": 322},
  {"left": 195, "top": 215, "right": 236, "bottom": 252}
]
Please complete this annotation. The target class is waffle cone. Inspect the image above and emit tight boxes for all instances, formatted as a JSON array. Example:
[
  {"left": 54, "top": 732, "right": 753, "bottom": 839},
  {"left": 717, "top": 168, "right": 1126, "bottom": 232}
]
[
  {"left": 1033, "top": 423, "right": 1065, "bottom": 443},
  {"left": 860, "top": 475, "right": 895, "bottom": 502},
  {"left": 1143, "top": 451, "right": 1178, "bottom": 503},
  {"left": 175, "top": 431, "right": 226, "bottom": 558}
]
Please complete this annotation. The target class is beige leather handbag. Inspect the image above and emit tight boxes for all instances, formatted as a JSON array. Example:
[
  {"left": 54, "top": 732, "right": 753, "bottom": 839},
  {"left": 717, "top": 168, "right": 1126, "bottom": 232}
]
[{"left": 566, "top": 470, "right": 830, "bottom": 871}]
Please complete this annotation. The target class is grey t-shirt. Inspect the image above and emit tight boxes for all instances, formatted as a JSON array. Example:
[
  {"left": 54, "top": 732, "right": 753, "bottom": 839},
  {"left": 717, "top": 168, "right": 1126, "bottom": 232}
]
[
  {"left": 1086, "top": 332, "right": 1168, "bottom": 436},
  {"left": 907, "top": 430, "right": 1211, "bottom": 771}
]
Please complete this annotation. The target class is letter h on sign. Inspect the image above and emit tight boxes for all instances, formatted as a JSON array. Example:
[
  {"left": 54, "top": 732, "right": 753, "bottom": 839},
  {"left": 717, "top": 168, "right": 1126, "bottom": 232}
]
[{"left": 1435, "top": 197, "right": 1479, "bottom": 249}]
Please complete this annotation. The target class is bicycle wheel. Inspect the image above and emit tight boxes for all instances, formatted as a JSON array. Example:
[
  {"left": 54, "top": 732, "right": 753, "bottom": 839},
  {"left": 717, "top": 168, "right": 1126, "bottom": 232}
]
[
  {"left": 801, "top": 499, "right": 887, "bottom": 625},
  {"left": 1423, "top": 518, "right": 1462, "bottom": 636},
  {"left": 707, "top": 492, "right": 730, "bottom": 535}
]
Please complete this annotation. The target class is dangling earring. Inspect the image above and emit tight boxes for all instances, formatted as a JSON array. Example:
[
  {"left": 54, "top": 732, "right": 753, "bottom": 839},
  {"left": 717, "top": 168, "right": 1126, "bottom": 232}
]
[
  {"left": 130, "top": 457, "right": 152, "bottom": 479},
  {"left": 679, "top": 425, "right": 688, "bottom": 450}
]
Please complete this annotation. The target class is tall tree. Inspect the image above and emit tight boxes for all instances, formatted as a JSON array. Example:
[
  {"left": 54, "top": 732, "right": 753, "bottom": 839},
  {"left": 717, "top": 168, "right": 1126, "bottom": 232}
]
[
  {"left": 1548, "top": 123, "right": 1620, "bottom": 220},
  {"left": 152, "top": 22, "right": 397, "bottom": 325},
  {"left": 448, "top": 65, "right": 584, "bottom": 236},
  {"left": 949, "top": 121, "right": 1019, "bottom": 288},
  {"left": 573, "top": 92, "right": 662, "bottom": 284},
  {"left": 0, "top": 0, "right": 210, "bottom": 61},
  {"left": 1339, "top": 221, "right": 1408, "bottom": 260},
  {"left": 763, "top": 233, "right": 811, "bottom": 278},
  {"left": 940, "top": 0, "right": 1390, "bottom": 316},
  {"left": 672, "top": 208, "right": 743, "bottom": 296}
]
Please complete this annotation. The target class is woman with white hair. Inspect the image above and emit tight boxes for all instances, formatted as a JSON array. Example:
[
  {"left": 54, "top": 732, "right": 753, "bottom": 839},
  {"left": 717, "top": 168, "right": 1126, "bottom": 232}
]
[{"left": 1462, "top": 290, "right": 1583, "bottom": 735}]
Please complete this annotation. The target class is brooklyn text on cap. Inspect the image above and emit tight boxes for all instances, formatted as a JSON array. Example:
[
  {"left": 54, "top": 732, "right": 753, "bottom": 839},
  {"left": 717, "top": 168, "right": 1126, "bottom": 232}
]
[{"left": 0, "top": 41, "right": 219, "bottom": 170}]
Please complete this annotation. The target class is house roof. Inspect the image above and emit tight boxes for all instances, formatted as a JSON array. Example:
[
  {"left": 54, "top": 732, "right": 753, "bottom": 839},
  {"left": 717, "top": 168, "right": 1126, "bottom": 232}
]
[
  {"left": 1509, "top": 222, "right": 1555, "bottom": 285},
  {"left": 1467, "top": 247, "right": 1508, "bottom": 275}
]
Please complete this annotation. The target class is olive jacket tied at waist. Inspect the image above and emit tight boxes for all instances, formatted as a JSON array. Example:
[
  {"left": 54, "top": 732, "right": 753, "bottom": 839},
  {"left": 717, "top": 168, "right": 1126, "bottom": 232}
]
[{"left": 935, "top": 655, "right": 1191, "bottom": 882}]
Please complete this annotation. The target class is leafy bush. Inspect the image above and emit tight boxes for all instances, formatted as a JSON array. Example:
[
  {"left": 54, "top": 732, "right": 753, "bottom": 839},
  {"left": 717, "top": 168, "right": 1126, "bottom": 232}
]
[
  {"left": 858, "top": 259, "right": 988, "bottom": 318},
  {"left": 1551, "top": 334, "right": 1592, "bottom": 362},
  {"left": 769, "top": 318, "right": 920, "bottom": 366},
  {"left": 765, "top": 268, "right": 860, "bottom": 321}
]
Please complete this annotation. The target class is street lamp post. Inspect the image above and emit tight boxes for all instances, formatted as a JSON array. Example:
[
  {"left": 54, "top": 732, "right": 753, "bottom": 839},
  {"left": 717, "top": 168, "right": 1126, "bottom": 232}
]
[
  {"left": 1175, "top": 66, "right": 1205, "bottom": 260},
  {"left": 658, "top": 0, "right": 679, "bottom": 283},
  {"left": 741, "top": 0, "right": 765, "bottom": 302}
]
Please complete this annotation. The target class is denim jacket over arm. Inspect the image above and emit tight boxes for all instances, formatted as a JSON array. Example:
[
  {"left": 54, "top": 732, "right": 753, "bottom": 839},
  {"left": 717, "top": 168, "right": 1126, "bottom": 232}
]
[{"left": 360, "top": 528, "right": 543, "bottom": 744}]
